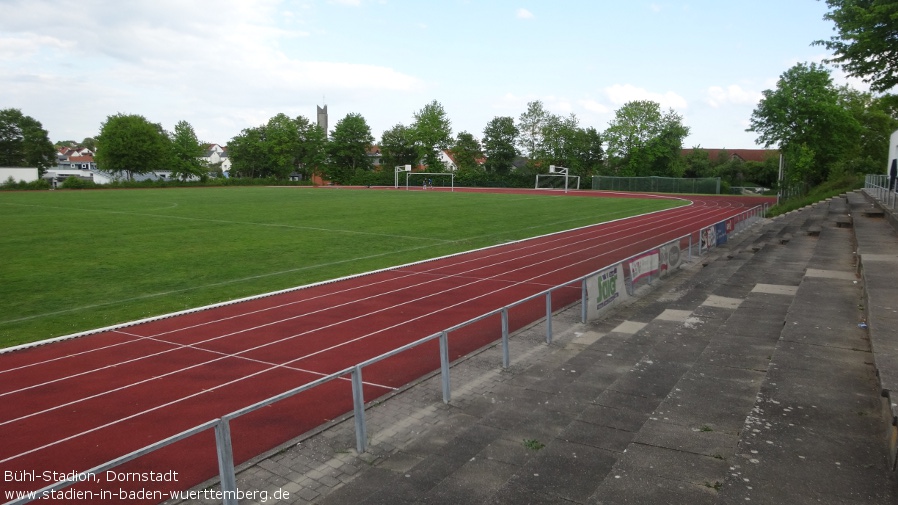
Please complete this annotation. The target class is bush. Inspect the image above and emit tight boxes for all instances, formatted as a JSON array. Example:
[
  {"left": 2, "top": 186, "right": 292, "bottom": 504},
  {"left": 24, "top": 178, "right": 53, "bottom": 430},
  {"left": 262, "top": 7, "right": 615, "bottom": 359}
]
[
  {"left": 767, "top": 173, "right": 864, "bottom": 217},
  {"left": 0, "top": 176, "right": 51, "bottom": 191},
  {"left": 61, "top": 176, "right": 100, "bottom": 189}
]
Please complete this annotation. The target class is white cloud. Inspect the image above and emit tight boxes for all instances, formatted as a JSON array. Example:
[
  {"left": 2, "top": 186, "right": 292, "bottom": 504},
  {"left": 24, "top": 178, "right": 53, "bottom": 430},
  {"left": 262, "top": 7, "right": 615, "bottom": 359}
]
[
  {"left": 0, "top": 34, "right": 73, "bottom": 60},
  {"left": 517, "top": 8, "right": 535, "bottom": 19},
  {"left": 0, "top": 0, "right": 425, "bottom": 142},
  {"left": 494, "top": 93, "right": 578, "bottom": 117},
  {"left": 578, "top": 99, "right": 610, "bottom": 114},
  {"left": 705, "top": 84, "right": 762, "bottom": 108},
  {"left": 603, "top": 84, "right": 688, "bottom": 110}
]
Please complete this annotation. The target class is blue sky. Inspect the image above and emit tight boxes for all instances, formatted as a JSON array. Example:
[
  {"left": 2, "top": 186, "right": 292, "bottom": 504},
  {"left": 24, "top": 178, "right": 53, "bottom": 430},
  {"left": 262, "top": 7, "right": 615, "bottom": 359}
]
[{"left": 0, "top": 0, "right": 860, "bottom": 150}]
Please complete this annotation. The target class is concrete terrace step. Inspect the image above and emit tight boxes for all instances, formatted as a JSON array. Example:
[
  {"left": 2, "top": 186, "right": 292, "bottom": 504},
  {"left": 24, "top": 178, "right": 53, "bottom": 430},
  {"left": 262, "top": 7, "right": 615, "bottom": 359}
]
[
  {"left": 715, "top": 196, "right": 894, "bottom": 505},
  {"left": 584, "top": 204, "right": 823, "bottom": 504},
  {"left": 853, "top": 190, "right": 898, "bottom": 472}
]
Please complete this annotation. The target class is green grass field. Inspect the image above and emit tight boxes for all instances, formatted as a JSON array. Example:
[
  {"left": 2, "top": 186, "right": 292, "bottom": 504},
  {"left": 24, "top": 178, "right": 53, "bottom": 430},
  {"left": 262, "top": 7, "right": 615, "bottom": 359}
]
[{"left": 0, "top": 187, "right": 683, "bottom": 348}]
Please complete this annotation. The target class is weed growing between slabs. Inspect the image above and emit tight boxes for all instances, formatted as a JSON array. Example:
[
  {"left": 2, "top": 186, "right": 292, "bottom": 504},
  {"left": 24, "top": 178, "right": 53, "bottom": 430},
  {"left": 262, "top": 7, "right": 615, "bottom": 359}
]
[{"left": 0, "top": 186, "right": 682, "bottom": 347}]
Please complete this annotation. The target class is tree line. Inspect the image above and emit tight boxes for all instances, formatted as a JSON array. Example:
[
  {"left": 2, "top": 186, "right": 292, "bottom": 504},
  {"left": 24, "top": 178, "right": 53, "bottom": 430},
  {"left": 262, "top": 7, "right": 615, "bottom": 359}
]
[
  {"left": 5, "top": 0, "right": 898, "bottom": 195},
  {"left": 224, "top": 98, "right": 694, "bottom": 186},
  {"left": 0, "top": 99, "right": 696, "bottom": 188}
]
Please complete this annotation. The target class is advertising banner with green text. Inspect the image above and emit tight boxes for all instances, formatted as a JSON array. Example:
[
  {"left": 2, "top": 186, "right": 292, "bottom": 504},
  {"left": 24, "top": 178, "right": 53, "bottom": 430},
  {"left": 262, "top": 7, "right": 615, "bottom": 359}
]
[{"left": 586, "top": 264, "right": 629, "bottom": 321}]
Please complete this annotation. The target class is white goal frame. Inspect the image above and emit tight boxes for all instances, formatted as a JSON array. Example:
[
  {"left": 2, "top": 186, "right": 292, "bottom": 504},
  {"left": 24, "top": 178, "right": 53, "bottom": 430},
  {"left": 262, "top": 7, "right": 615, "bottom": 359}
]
[
  {"left": 405, "top": 172, "right": 455, "bottom": 191},
  {"left": 394, "top": 165, "right": 412, "bottom": 188},
  {"left": 535, "top": 173, "right": 580, "bottom": 192}
]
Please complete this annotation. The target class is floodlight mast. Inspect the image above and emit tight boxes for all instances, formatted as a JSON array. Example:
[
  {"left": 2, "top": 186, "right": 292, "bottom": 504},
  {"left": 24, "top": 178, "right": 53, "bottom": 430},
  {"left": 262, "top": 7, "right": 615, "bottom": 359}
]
[
  {"left": 394, "top": 165, "right": 411, "bottom": 188},
  {"left": 548, "top": 165, "right": 571, "bottom": 193}
]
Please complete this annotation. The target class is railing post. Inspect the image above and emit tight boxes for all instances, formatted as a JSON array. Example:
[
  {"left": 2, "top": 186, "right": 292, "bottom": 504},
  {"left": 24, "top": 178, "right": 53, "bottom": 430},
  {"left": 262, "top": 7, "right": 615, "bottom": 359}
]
[
  {"left": 351, "top": 366, "right": 367, "bottom": 453},
  {"left": 439, "top": 331, "right": 450, "bottom": 403},
  {"left": 501, "top": 308, "right": 510, "bottom": 369},
  {"left": 214, "top": 418, "right": 239, "bottom": 505},
  {"left": 581, "top": 279, "right": 588, "bottom": 323},
  {"left": 545, "top": 291, "right": 553, "bottom": 344},
  {"left": 688, "top": 233, "right": 692, "bottom": 262},
  {"left": 698, "top": 228, "right": 704, "bottom": 257}
]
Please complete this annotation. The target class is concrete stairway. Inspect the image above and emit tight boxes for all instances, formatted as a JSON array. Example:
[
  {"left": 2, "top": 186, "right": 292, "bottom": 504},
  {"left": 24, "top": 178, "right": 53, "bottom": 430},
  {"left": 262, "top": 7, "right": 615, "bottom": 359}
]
[{"left": 712, "top": 192, "right": 894, "bottom": 504}]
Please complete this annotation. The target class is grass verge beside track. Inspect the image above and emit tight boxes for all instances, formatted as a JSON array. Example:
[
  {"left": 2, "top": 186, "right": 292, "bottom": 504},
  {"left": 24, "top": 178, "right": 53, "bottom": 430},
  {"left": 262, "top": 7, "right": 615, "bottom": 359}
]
[{"left": 0, "top": 186, "right": 683, "bottom": 347}]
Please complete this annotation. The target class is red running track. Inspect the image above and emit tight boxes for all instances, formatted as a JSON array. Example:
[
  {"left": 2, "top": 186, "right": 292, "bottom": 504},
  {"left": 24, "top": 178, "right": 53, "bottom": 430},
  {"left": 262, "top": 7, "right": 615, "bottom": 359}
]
[{"left": 0, "top": 190, "right": 773, "bottom": 504}]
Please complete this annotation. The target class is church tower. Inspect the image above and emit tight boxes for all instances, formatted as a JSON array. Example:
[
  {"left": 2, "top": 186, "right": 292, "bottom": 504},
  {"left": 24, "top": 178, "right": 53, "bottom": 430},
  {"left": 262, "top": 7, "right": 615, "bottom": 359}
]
[{"left": 317, "top": 105, "right": 328, "bottom": 137}]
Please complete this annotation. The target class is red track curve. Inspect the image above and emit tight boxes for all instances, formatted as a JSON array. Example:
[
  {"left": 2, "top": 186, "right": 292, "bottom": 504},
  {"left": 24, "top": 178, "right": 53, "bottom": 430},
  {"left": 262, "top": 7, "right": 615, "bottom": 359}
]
[{"left": 0, "top": 190, "right": 773, "bottom": 504}]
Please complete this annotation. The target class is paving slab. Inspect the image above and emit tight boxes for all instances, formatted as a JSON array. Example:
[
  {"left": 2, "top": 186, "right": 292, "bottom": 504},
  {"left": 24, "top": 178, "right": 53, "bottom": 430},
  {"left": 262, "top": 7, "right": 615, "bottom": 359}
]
[{"left": 588, "top": 472, "right": 718, "bottom": 505}]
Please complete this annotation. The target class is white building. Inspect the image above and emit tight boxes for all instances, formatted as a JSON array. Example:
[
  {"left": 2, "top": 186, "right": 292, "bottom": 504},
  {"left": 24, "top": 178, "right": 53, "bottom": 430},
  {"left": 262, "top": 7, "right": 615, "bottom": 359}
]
[{"left": 0, "top": 167, "right": 39, "bottom": 184}]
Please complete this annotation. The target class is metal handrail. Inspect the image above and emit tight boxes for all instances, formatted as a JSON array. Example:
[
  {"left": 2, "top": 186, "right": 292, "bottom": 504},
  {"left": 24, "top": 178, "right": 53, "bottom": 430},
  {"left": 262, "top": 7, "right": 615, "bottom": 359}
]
[
  {"left": 5, "top": 204, "right": 766, "bottom": 505},
  {"left": 865, "top": 174, "right": 897, "bottom": 209}
]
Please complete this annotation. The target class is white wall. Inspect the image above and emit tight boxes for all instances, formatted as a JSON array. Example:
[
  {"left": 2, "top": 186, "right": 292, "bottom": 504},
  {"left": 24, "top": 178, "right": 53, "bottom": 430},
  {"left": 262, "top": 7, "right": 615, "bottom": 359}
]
[
  {"left": 0, "top": 167, "right": 39, "bottom": 183},
  {"left": 889, "top": 129, "right": 898, "bottom": 175}
]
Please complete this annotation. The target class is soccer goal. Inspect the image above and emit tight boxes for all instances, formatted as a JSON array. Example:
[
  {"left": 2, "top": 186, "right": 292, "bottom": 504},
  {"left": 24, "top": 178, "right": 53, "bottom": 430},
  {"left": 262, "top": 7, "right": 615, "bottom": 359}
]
[
  {"left": 535, "top": 165, "right": 580, "bottom": 192},
  {"left": 405, "top": 172, "right": 455, "bottom": 191}
]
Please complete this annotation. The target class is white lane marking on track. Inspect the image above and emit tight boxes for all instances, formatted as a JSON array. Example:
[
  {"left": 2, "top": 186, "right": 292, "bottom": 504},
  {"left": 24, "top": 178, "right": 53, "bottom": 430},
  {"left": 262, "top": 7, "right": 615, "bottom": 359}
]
[
  {"left": 1, "top": 247, "right": 601, "bottom": 461},
  {"left": 2, "top": 198, "right": 768, "bottom": 459},
  {"left": 0, "top": 198, "right": 749, "bottom": 402},
  {"left": 0, "top": 329, "right": 396, "bottom": 400},
  {"left": 0, "top": 200, "right": 705, "bottom": 374},
  {"left": 0, "top": 199, "right": 717, "bottom": 377},
  {"left": 0, "top": 200, "right": 752, "bottom": 432}
]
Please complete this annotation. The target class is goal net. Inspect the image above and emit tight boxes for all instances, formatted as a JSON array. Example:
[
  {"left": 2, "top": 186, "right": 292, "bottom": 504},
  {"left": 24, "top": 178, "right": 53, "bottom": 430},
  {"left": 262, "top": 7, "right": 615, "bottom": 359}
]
[
  {"left": 535, "top": 173, "right": 580, "bottom": 190},
  {"left": 405, "top": 172, "right": 455, "bottom": 190}
]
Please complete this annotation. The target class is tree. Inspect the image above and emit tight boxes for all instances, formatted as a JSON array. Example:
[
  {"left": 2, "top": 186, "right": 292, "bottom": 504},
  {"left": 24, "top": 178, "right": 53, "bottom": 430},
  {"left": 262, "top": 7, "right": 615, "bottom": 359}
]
[
  {"left": 380, "top": 124, "right": 419, "bottom": 168},
  {"left": 747, "top": 62, "right": 860, "bottom": 185},
  {"left": 294, "top": 115, "right": 328, "bottom": 180},
  {"left": 0, "top": 108, "right": 55, "bottom": 174},
  {"left": 264, "top": 113, "right": 301, "bottom": 179},
  {"left": 227, "top": 114, "right": 326, "bottom": 180},
  {"left": 683, "top": 147, "right": 712, "bottom": 179},
  {"left": 482, "top": 116, "right": 519, "bottom": 174},
  {"left": 169, "top": 120, "right": 206, "bottom": 181},
  {"left": 450, "top": 132, "right": 483, "bottom": 171},
  {"left": 835, "top": 86, "right": 898, "bottom": 173},
  {"left": 645, "top": 124, "right": 689, "bottom": 178},
  {"left": 603, "top": 100, "right": 690, "bottom": 176},
  {"left": 95, "top": 113, "right": 171, "bottom": 180},
  {"left": 568, "top": 127, "right": 605, "bottom": 177},
  {"left": 326, "top": 113, "right": 374, "bottom": 184},
  {"left": 517, "top": 100, "right": 551, "bottom": 158},
  {"left": 228, "top": 126, "right": 267, "bottom": 178},
  {"left": 538, "top": 113, "right": 586, "bottom": 171},
  {"left": 411, "top": 100, "right": 452, "bottom": 170},
  {"left": 815, "top": 0, "right": 898, "bottom": 92}
]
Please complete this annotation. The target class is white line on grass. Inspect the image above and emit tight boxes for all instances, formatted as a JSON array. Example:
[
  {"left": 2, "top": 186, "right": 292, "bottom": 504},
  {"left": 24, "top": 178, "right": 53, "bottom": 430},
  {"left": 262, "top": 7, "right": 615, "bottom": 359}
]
[
  {"left": 0, "top": 201, "right": 455, "bottom": 242},
  {"left": 0, "top": 203, "right": 664, "bottom": 327}
]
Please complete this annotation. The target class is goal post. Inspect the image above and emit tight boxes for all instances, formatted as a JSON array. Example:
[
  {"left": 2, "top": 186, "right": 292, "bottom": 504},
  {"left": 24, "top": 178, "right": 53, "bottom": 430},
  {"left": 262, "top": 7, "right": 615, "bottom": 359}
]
[
  {"left": 535, "top": 165, "right": 579, "bottom": 192},
  {"left": 394, "top": 165, "right": 412, "bottom": 188}
]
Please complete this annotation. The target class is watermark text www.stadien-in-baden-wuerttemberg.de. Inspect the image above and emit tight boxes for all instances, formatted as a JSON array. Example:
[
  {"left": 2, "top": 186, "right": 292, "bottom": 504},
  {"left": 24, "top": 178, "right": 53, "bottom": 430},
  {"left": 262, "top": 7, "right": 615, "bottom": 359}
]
[{"left": 4, "top": 469, "right": 291, "bottom": 502}]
